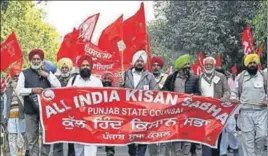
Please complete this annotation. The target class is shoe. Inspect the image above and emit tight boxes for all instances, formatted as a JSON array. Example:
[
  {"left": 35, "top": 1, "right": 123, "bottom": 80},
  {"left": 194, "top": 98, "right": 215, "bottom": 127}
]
[{"left": 107, "top": 150, "right": 114, "bottom": 156}]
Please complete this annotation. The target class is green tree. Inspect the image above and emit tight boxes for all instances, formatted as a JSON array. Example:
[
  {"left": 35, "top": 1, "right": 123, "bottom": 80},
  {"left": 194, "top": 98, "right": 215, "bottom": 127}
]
[
  {"left": 149, "top": 1, "right": 261, "bottom": 71},
  {"left": 1, "top": 1, "right": 60, "bottom": 69},
  {"left": 250, "top": 1, "right": 267, "bottom": 67}
]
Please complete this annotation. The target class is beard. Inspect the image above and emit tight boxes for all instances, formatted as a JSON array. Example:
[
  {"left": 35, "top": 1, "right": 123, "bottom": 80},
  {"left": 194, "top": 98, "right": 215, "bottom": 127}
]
[
  {"left": 31, "top": 62, "right": 43, "bottom": 70},
  {"left": 152, "top": 69, "right": 161, "bottom": 76},
  {"left": 204, "top": 68, "right": 215, "bottom": 74},
  {"left": 102, "top": 81, "right": 112, "bottom": 87},
  {"left": 10, "top": 80, "right": 17, "bottom": 88},
  {"left": 61, "top": 72, "right": 70, "bottom": 78},
  {"left": 80, "top": 68, "right": 91, "bottom": 79},
  {"left": 134, "top": 66, "right": 143, "bottom": 72},
  {"left": 246, "top": 66, "right": 258, "bottom": 75}
]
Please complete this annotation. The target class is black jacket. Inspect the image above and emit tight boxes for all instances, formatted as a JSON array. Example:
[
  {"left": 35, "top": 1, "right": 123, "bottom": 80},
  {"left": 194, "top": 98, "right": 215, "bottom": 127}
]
[{"left": 162, "top": 71, "right": 200, "bottom": 95}]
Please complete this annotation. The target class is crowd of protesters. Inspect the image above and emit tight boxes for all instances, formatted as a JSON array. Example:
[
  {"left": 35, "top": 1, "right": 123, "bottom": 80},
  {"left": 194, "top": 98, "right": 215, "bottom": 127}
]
[{"left": 1, "top": 48, "right": 267, "bottom": 156}]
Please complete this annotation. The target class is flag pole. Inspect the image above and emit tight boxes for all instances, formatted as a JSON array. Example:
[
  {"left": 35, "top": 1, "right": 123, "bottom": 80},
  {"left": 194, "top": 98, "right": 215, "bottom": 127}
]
[
  {"left": 266, "top": 0, "right": 268, "bottom": 154},
  {"left": 121, "top": 50, "right": 124, "bottom": 79},
  {"left": 117, "top": 40, "right": 126, "bottom": 82}
]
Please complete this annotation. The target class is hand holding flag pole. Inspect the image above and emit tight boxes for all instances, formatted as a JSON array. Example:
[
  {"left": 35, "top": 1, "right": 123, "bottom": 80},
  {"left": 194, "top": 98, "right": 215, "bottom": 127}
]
[{"left": 117, "top": 40, "right": 126, "bottom": 84}]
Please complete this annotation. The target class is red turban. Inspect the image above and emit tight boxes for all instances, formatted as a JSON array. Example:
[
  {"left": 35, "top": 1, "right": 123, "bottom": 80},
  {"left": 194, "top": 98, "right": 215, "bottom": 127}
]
[
  {"left": 10, "top": 67, "right": 21, "bottom": 77},
  {"left": 101, "top": 71, "right": 114, "bottom": 82},
  {"left": 77, "top": 55, "right": 93, "bottom": 68},
  {"left": 28, "top": 49, "right": 44, "bottom": 60},
  {"left": 151, "top": 56, "right": 164, "bottom": 67}
]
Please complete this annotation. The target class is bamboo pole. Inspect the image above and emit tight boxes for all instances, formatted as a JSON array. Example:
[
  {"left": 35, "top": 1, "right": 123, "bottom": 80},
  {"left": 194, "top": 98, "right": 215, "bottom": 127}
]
[{"left": 266, "top": 0, "right": 268, "bottom": 156}]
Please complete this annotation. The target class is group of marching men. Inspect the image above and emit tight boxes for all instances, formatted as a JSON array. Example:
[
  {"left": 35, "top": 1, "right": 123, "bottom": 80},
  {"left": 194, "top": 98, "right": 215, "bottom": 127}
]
[{"left": 0, "top": 48, "right": 267, "bottom": 156}]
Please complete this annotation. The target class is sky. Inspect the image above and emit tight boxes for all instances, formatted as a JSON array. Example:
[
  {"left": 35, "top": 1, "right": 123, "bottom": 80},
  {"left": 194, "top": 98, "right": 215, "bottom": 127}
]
[{"left": 37, "top": 1, "right": 155, "bottom": 42}]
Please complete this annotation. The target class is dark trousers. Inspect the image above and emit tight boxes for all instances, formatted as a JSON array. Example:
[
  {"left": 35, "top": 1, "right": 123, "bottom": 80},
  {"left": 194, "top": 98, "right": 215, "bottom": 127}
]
[
  {"left": 128, "top": 144, "right": 147, "bottom": 156},
  {"left": 105, "top": 146, "right": 115, "bottom": 154},
  {"left": 53, "top": 143, "right": 64, "bottom": 156},
  {"left": 68, "top": 143, "right": 75, "bottom": 156},
  {"left": 202, "top": 133, "right": 222, "bottom": 156},
  {"left": 190, "top": 143, "right": 197, "bottom": 154}
]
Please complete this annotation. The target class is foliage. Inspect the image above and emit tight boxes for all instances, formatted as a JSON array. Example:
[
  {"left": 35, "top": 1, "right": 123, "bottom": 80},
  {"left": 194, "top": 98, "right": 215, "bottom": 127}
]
[
  {"left": 149, "top": 1, "right": 263, "bottom": 71},
  {"left": 1, "top": 1, "right": 60, "bottom": 70},
  {"left": 250, "top": 1, "right": 267, "bottom": 67}
]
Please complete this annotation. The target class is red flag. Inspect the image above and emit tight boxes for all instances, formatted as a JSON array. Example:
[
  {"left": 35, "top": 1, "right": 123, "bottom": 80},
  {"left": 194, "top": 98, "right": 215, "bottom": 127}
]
[
  {"left": 231, "top": 64, "right": 237, "bottom": 75},
  {"left": 198, "top": 51, "right": 204, "bottom": 66},
  {"left": 123, "top": 2, "right": 151, "bottom": 70},
  {"left": 1, "top": 32, "right": 23, "bottom": 71},
  {"left": 98, "top": 15, "right": 123, "bottom": 61},
  {"left": 192, "top": 62, "right": 203, "bottom": 75},
  {"left": 242, "top": 25, "right": 254, "bottom": 56},
  {"left": 215, "top": 55, "right": 221, "bottom": 67},
  {"left": 192, "top": 51, "right": 204, "bottom": 75},
  {"left": 256, "top": 43, "right": 264, "bottom": 57},
  {"left": 57, "top": 28, "right": 81, "bottom": 65},
  {"left": 78, "top": 13, "right": 100, "bottom": 42}
]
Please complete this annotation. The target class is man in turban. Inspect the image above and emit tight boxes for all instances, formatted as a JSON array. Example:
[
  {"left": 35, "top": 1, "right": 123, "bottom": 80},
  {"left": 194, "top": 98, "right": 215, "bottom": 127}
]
[
  {"left": 119, "top": 50, "right": 158, "bottom": 156},
  {"left": 54, "top": 57, "right": 75, "bottom": 156},
  {"left": 230, "top": 54, "right": 267, "bottom": 156},
  {"left": 16, "top": 49, "right": 61, "bottom": 156},
  {"left": 3, "top": 68, "right": 29, "bottom": 156},
  {"left": 67, "top": 55, "right": 103, "bottom": 156},
  {"left": 57, "top": 57, "right": 74, "bottom": 87},
  {"left": 101, "top": 71, "right": 114, "bottom": 87},
  {"left": 100, "top": 71, "right": 116, "bottom": 156},
  {"left": 148, "top": 56, "right": 169, "bottom": 156},
  {"left": 162, "top": 54, "right": 200, "bottom": 156},
  {"left": 150, "top": 56, "right": 168, "bottom": 90}
]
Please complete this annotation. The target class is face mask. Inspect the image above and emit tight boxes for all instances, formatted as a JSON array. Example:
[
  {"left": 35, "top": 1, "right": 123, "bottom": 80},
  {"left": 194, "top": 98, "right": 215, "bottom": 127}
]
[
  {"left": 31, "top": 62, "right": 43, "bottom": 70},
  {"left": 80, "top": 68, "right": 91, "bottom": 79},
  {"left": 183, "top": 67, "right": 191, "bottom": 77},
  {"left": 102, "top": 81, "right": 112, "bottom": 87}
]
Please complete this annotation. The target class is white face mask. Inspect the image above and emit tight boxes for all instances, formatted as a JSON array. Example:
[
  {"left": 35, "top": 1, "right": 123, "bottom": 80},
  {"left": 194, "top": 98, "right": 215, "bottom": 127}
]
[
  {"left": 31, "top": 62, "right": 43, "bottom": 70},
  {"left": 204, "top": 68, "right": 215, "bottom": 74}
]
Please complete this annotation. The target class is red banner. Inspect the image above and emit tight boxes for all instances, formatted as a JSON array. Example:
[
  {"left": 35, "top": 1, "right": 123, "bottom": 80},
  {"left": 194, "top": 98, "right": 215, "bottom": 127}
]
[{"left": 39, "top": 87, "right": 237, "bottom": 147}]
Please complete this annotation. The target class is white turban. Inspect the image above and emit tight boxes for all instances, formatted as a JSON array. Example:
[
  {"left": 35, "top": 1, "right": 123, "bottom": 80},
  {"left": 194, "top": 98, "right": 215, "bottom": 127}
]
[{"left": 131, "top": 50, "right": 148, "bottom": 65}]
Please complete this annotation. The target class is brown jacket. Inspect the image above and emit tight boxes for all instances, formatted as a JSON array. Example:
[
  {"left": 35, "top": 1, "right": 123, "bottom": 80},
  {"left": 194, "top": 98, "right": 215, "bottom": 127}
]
[{"left": 199, "top": 71, "right": 230, "bottom": 101}]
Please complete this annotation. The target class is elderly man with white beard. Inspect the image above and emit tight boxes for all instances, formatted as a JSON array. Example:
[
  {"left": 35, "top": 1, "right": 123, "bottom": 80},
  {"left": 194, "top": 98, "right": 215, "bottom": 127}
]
[
  {"left": 119, "top": 50, "right": 158, "bottom": 156},
  {"left": 198, "top": 57, "right": 230, "bottom": 156},
  {"left": 16, "top": 49, "right": 61, "bottom": 156},
  {"left": 55, "top": 57, "right": 76, "bottom": 156}
]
